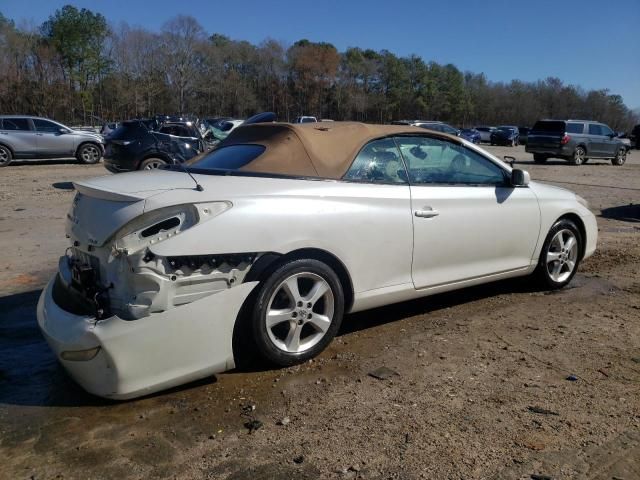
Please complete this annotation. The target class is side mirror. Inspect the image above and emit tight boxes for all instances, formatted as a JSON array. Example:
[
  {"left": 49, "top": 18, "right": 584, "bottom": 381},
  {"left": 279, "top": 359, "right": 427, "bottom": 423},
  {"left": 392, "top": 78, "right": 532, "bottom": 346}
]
[
  {"left": 59, "top": 128, "right": 68, "bottom": 134},
  {"left": 511, "top": 168, "right": 530, "bottom": 187}
]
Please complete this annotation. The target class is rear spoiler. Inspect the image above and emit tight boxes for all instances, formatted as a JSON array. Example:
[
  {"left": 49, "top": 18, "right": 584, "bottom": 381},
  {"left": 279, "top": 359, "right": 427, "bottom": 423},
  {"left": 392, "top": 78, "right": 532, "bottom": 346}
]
[{"left": 74, "top": 181, "right": 145, "bottom": 202}]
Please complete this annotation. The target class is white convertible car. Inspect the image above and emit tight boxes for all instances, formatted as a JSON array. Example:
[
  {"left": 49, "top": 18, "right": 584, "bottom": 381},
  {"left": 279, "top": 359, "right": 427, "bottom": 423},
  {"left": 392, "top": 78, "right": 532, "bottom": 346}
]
[{"left": 37, "top": 122, "right": 597, "bottom": 399}]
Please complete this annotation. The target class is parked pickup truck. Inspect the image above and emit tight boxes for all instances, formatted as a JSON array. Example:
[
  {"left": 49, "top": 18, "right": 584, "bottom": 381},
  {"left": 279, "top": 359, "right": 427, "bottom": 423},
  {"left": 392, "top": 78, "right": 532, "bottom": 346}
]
[{"left": 526, "top": 119, "right": 627, "bottom": 166}]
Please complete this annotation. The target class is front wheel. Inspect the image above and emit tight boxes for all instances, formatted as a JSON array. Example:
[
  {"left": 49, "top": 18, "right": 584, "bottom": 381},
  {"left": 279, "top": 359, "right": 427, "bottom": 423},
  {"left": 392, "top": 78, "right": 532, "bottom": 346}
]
[
  {"left": 534, "top": 219, "right": 582, "bottom": 289},
  {"left": 612, "top": 148, "right": 626, "bottom": 166},
  {"left": 76, "top": 143, "right": 102, "bottom": 164},
  {"left": 250, "top": 259, "right": 344, "bottom": 366}
]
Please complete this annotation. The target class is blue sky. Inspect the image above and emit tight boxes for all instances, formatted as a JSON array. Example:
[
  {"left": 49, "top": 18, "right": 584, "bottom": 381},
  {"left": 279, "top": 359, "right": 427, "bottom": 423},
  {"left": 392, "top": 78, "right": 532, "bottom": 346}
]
[{"left": 3, "top": 0, "right": 639, "bottom": 108}]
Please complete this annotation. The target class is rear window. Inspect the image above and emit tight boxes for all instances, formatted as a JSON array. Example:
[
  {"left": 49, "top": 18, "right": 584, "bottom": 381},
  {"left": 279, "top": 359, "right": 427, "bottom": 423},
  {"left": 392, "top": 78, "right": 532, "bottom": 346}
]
[
  {"left": 532, "top": 121, "right": 565, "bottom": 133},
  {"left": 186, "top": 144, "right": 266, "bottom": 170},
  {"left": 566, "top": 123, "right": 584, "bottom": 134},
  {"left": 110, "top": 121, "right": 149, "bottom": 139},
  {"left": 1, "top": 118, "right": 30, "bottom": 131}
]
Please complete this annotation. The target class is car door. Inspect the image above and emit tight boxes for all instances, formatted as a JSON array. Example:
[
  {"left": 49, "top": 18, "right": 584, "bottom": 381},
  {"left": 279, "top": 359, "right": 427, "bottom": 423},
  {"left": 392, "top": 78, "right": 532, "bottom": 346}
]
[
  {"left": 32, "top": 118, "right": 76, "bottom": 156},
  {"left": 394, "top": 136, "right": 540, "bottom": 290},
  {"left": 341, "top": 138, "right": 414, "bottom": 290},
  {"left": 587, "top": 123, "right": 607, "bottom": 157},
  {"left": 598, "top": 124, "right": 618, "bottom": 156},
  {"left": 0, "top": 118, "right": 38, "bottom": 156}
]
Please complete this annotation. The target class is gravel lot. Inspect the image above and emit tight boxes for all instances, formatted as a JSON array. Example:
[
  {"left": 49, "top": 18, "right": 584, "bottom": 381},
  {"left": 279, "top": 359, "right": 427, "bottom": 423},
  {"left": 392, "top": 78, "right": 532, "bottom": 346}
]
[{"left": 1, "top": 147, "right": 639, "bottom": 480}]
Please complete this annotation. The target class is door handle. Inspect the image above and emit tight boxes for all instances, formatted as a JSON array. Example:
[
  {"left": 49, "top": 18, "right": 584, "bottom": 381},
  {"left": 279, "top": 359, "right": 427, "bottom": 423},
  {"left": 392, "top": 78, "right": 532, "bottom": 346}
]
[
  {"left": 415, "top": 208, "right": 440, "bottom": 218},
  {"left": 36, "top": 133, "right": 43, "bottom": 136}
]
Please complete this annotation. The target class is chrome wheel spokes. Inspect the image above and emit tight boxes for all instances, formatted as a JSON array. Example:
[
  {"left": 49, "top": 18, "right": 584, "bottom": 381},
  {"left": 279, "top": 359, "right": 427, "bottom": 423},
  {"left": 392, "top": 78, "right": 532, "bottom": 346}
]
[
  {"left": 546, "top": 229, "right": 578, "bottom": 283},
  {"left": 82, "top": 145, "right": 100, "bottom": 162},
  {"left": 265, "top": 272, "right": 334, "bottom": 353}
]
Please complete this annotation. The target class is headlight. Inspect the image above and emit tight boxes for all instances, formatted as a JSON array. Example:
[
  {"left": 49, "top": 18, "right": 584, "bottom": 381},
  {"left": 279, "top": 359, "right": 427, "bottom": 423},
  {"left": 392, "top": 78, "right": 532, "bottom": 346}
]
[
  {"left": 112, "top": 202, "right": 231, "bottom": 254},
  {"left": 575, "top": 194, "right": 589, "bottom": 209}
]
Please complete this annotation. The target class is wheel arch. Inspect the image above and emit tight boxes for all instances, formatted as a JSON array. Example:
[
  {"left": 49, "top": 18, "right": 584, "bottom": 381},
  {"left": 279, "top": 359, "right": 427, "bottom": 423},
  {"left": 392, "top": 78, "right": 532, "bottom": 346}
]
[
  {"left": 575, "top": 143, "right": 588, "bottom": 154},
  {"left": 75, "top": 140, "right": 103, "bottom": 155},
  {"left": 0, "top": 142, "right": 15, "bottom": 156},
  {"left": 556, "top": 213, "right": 586, "bottom": 260},
  {"left": 245, "top": 248, "right": 354, "bottom": 313}
]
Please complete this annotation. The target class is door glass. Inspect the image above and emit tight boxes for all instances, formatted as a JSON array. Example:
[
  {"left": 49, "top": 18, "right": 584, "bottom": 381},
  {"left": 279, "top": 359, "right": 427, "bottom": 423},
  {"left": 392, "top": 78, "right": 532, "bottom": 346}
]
[
  {"left": 566, "top": 123, "right": 584, "bottom": 134},
  {"left": 2, "top": 118, "right": 30, "bottom": 131},
  {"left": 599, "top": 124, "right": 613, "bottom": 136},
  {"left": 395, "top": 136, "right": 507, "bottom": 185},
  {"left": 588, "top": 124, "right": 603, "bottom": 136},
  {"left": 343, "top": 138, "right": 407, "bottom": 184},
  {"left": 33, "top": 119, "right": 61, "bottom": 133}
]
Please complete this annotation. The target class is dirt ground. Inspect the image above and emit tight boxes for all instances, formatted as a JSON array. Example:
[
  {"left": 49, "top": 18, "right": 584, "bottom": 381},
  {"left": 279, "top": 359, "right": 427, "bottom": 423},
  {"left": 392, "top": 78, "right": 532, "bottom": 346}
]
[{"left": 1, "top": 148, "right": 639, "bottom": 480}]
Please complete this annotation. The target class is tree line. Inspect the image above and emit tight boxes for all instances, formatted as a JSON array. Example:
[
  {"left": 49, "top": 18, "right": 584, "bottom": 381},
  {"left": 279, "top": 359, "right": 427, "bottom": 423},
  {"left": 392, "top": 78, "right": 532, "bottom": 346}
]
[{"left": 1, "top": 5, "right": 637, "bottom": 130}]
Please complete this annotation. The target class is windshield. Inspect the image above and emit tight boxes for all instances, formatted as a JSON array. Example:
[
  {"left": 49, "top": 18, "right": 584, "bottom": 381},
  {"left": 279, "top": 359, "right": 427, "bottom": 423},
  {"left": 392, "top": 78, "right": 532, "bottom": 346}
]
[
  {"left": 497, "top": 127, "right": 515, "bottom": 133},
  {"left": 185, "top": 144, "right": 266, "bottom": 170}
]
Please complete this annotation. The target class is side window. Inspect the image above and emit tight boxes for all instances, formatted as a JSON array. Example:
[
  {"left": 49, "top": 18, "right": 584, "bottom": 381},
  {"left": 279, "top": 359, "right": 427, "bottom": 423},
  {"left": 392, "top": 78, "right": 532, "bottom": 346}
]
[
  {"left": 33, "top": 119, "right": 61, "bottom": 133},
  {"left": 588, "top": 124, "right": 603, "bottom": 136},
  {"left": 343, "top": 138, "right": 406, "bottom": 184},
  {"left": 395, "top": 136, "right": 507, "bottom": 186},
  {"left": 2, "top": 118, "right": 31, "bottom": 131},
  {"left": 566, "top": 123, "right": 584, "bottom": 134},
  {"left": 600, "top": 124, "right": 613, "bottom": 136}
]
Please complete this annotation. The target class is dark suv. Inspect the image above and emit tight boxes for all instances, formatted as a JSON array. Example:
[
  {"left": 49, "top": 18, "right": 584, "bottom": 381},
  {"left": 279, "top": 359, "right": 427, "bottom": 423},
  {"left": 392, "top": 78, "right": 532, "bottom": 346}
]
[
  {"left": 526, "top": 119, "right": 627, "bottom": 165},
  {"left": 104, "top": 120, "right": 206, "bottom": 172}
]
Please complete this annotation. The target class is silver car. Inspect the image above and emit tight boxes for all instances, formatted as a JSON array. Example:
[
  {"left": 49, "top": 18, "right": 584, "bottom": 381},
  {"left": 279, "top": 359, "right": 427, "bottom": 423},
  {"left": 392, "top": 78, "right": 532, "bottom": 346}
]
[{"left": 0, "top": 116, "right": 104, "bottom": 167}]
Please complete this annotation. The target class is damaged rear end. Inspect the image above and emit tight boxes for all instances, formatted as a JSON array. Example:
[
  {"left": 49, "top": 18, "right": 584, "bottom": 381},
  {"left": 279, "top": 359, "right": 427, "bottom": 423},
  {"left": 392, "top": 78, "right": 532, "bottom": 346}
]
[{"left": 38, "top": 173, "right": 260, "bottom": 399}]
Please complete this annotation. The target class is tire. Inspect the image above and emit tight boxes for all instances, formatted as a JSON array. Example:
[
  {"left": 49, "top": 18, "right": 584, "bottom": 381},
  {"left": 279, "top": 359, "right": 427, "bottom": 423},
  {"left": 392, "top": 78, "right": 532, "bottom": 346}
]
[
  {"left": 76, "top": 143, "right": 102, "bottom": 164},
  {"left": 248, "top": 258, "right": 344, "bottom": 366},
  {"left": 570, "top": 146, "right": 586, "bottom": 165},
  {"left": 139, "top": 157, "right": 167, "bottom": 170},
  {"left": 611, "top": 148, "right": 626, "bottom": 166},
  {"left": 534, "top": 219, "right": 582, "bottom": 289},
  {"left": 533, "top": 154, "right": 547, "bottom": 163},
  {"left": 0, "top": 145, "right": 12, "bottom": 167}
]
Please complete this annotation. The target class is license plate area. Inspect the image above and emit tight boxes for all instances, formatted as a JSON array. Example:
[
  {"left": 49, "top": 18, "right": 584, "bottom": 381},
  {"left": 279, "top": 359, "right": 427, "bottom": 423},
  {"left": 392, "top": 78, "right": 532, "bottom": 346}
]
[
  {"left": 71, "top": 262, "right": 97, "bottom": 292},
  {"left": 69, "top": 248, "right": 101, "bottom": 293}
]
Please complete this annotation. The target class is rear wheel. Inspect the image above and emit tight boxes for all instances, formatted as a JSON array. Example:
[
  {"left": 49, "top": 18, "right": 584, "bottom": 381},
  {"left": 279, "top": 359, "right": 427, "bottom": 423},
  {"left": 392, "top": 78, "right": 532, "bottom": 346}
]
[
  {"left": 140, "top": 157, "right": 167, "bottom": 170},
  {"left": 0, "top": 145, "right": 12, "bottom": 167},
  {"left": 534, "top": 219, "right": 582, "bottom": 289},
  {"left": 249, "top": 259, "right": 344, "bottom": 366},
  {"left": 533, "top": 154, "right": 547, "bottom": 163},
  {"left": 611, "top": 148, "right": 626, "bottom": 166},
  {"left": 570, "top": 146, "right": 586, "bottom": 165},
  {"left": 76, "top": 143, "right": 102, "bottom": 164}
]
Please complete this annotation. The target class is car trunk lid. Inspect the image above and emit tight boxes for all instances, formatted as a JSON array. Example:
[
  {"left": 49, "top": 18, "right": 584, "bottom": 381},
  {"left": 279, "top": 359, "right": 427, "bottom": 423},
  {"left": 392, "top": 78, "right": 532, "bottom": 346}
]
[{"left": 67, "top": 170, "right": 197, "bottom": 246}]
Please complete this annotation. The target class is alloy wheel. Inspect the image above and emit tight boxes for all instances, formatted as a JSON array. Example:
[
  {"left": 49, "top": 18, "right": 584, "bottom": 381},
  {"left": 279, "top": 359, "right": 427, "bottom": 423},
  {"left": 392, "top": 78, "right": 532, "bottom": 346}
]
[
  {"left": 0, "top": 148, "right": 9, "bottom": 165},
  {"left": 613, "top": 149, "right": 626, "bottom": 165},
  {"left": 265, "top": 272, "right": 335, "bottom": 354},
  {"left": 82, "top": 145, "right": 100, "bottom": 163},
  {"left": 143, "top": 160, "right": 164, "bottom": 169},
  {"left": 546, "top": 229, "right": 579, "bottom": 283},
  {"left": 573, "top": 148, "right": 585, "bottom": 165}
]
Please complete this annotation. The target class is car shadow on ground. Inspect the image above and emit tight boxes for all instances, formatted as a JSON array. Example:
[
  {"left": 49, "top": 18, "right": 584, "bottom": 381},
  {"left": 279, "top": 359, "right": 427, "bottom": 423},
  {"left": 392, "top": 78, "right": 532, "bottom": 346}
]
[
  {"left": 0, "top": 276, "right": 545, "bottom": 408},
  {"left": 6, "top": 158, "right": 81, "bottom": 167},
  {"left": 51, "top": 181, "right": 75, "bottom": 190},
  {"left": 600, "top": 204, "right": 640, "bottom": 223}
]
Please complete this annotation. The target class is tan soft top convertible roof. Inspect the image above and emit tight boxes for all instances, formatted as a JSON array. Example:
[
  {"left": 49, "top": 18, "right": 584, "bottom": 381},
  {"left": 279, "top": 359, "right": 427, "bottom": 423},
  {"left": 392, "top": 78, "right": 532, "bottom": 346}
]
[{"left": 219, "top": 121, "right": 458, "bottom": 179}]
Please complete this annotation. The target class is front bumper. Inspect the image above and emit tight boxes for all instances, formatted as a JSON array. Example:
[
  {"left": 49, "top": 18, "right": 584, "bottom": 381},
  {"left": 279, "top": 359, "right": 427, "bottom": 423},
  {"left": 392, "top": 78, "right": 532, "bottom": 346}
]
[{"left": 37, "top": 276, "right": 258, "bottom": 400}]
